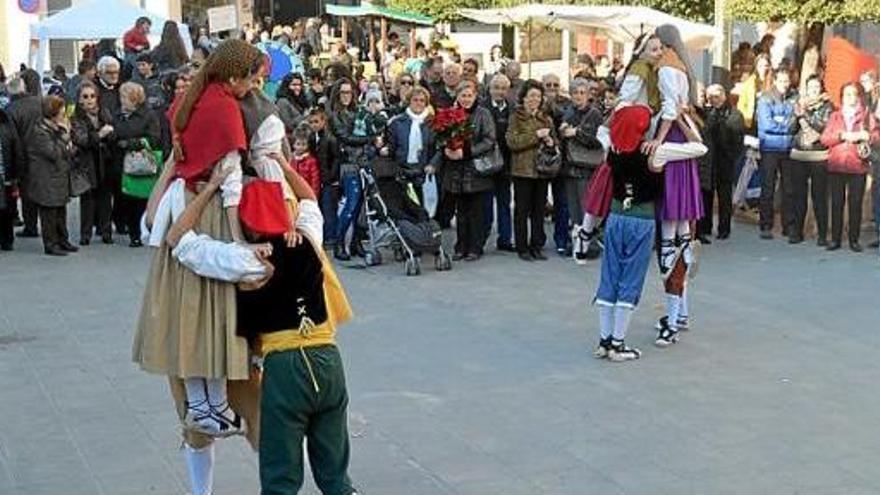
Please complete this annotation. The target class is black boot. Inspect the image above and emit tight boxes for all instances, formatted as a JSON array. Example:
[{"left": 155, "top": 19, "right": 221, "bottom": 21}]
[
  {"left": 334, "top": 244, "right": 351, "bottom": 261},
  {"left": 349, "top": 239, "right": 366, "bottom": 258}
]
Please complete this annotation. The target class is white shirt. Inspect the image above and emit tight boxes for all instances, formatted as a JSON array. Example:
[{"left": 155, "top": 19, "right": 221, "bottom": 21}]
[
  {"left": 170, "top": 199, "right": 324, "bottom": 283},
  {"left": 658, "top": 66, "right": 690, "bottom": 122}
]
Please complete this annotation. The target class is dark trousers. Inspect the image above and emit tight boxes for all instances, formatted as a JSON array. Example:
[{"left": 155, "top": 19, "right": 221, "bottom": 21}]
[
  {"left": 79, "top": 186, "right": 113, "bottom": 240},
  {"left": 789, "top": 160, "right": 828, "bottom": 241},
  {"left": 434, "top": 180, "right": 455, "bottom": 229},
  {"left": 829, "top": 172, "right": 867, "bottom": 245},
  {"left": 513, "top": 177, "right": 549, "bottom": 254},
  {"left": 121, "top": 195, "right": 147, "bottom": 242},
  {"left": 697, "top": 177, "right": 733, "bottom": 238},
  {"left": 453, "top": 192, "right": 485, "bottom": 256},
  {"left": 320, "top": 184, "right": 341, "bottom": 247},
  {"left": 483, "top": 175, "right": 512, "bottom": 247},
  {"left": 112, "top": 183, "right": 128, "bottom": 233},
  {"left": 38, "top": 205, "right": 69, "bottom": 251},
  {"left": 0, "top": 195, "right": 14, "bottom": 248},
  {"left": 551, "top": 177, "right": 570, "bottom": 249},
  {"left": 759, "top": 151, "right": 792, "bottom": 233},
  {"left": 259, "top": 346, "right": 355, "bottom": 495},
  {"left": 21, "top": 196, "right": 39, "bottom": 234}
]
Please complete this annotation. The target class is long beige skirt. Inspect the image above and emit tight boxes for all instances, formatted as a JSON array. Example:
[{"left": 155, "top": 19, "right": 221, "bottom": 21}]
[{"left": 132, "top": 191, "right": 251, "bottom": 380}]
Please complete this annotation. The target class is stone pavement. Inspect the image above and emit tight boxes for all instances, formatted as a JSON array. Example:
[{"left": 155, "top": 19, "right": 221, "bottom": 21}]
[{"left": 1, "top": 215, "right": 880, "bottom": 495}]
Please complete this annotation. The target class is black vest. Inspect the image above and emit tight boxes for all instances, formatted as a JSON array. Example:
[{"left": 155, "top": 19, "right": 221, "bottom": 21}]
[
  {"left": 608, "top": 150, "right": 661, "bottom": 206},
  {"left": 236, "top": 238, "right": 328, "bottom": 344}
]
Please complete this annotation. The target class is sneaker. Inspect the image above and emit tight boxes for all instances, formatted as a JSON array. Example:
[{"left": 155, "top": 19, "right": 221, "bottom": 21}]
[
  {"left": 655, "top": 315, "right": 690, "bottom": 332},
  {"left": 654, "top": 318, "right": 680, "bottom": 348},
  {"left": 593, "top": 338, "right": 613, "bottom": 359},
  {"left": 608, "top": 339, "right": 641, "bottom": 362}
]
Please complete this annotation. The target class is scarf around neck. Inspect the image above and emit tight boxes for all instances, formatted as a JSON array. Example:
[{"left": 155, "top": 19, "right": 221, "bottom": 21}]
[{"left": 405, "top": 107, "right": 428, "bottom": 164}]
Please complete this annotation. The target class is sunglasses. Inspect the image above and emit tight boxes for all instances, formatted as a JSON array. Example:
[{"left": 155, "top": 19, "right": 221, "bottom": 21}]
[{"left": 400, "top": 80, "right": 414, "bottom": 86}]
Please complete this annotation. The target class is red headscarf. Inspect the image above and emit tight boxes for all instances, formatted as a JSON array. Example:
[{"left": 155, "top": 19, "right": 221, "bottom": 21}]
[
  {"left": 239, "top": 180, "right": 290, "bottom": 236},
  {"left": 171, "top": 82, "right": 248, "bottom": 186},
  {"left": 610, "top": 105, "right": 652, "bottom": 153}
]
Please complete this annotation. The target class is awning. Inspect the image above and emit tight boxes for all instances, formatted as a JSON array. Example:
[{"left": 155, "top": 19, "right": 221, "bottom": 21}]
[
  {"left": 31, "top": 0, "right": 168, "bottom": 40},
  {"left": 325, "top": 4, "right": 434, "bottom": 26},
  {"left": 458, "top": 4, "right": 716, "bottom": 50}
]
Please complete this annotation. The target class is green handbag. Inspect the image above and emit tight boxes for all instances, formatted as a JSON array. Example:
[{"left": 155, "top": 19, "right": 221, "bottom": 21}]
[{"left": 122, "top": 139, "right": 163, "bottom": 199}]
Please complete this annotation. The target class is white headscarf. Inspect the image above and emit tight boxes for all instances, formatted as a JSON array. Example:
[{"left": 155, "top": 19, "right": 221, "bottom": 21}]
[{"left": 405, "top": 107, "right": 429, "bottom": 164}]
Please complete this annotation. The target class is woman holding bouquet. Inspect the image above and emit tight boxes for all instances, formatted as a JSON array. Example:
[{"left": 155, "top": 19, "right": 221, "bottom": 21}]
[
  {"left": 506, "top": 79, "right": 557, "bottom": 262},
  {"left": 431, "top": 80, "right": 496, "bottom": 261}
]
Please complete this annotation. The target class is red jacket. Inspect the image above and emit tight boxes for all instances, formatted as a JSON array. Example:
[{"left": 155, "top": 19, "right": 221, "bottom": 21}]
[
  {"left": 123, "top": 27, "right": 150, "bottom": 53},
  {"left": 820, "top": 106, "right": 879, "bottom": 174},
  {"left": 292, "top": 154, "right": 321, "bottom": 196}
]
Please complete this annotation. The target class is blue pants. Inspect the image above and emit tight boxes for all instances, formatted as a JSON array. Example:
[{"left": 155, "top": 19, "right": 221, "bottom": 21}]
[
  {"left": 335, "top": 172, "right": 362, "bottom": 245},
  {"left": 483, "top": 176, "right": 512, "bottom": 246},
  {"left": 320, "top": 184, "right": 340, "bottom": 246},
  {"left": 552, "top": 178, "right": 570, "bottom": 249},
  {"left": 595, "top": 213, "right": 655, "bottom": 308}
]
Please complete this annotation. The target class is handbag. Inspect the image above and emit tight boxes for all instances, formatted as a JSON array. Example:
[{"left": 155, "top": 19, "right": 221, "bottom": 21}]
[
  {"left": 123, "top": 139, "right": 159, "bottom": 176},
  {"left": 69, "top": 164, "right": 92, "bottom": 197},
  {"left": 535, "top": 144, "right": 562, "bottom": 177},
  {"left": 564, "top": 111, "right": 605, "bottom": 168},
  {"left": 473, "top": 145, "right": 503, "bottom": 175}
]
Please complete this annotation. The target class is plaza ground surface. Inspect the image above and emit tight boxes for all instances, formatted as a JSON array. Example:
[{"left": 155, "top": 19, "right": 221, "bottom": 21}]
[{"left": 1, "top": 212, "right": 879, "bottom": 495}]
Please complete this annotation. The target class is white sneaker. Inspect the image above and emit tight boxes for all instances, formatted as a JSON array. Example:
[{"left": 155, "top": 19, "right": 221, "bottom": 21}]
[
  {"left": 608, "top": 340, "right": 642, "bottom": 362},
  {"left": 594, "top": 338, "right": 612, "bottom": 359},
  {"left": 654, "top": 318, "right": 680, "bottom": 348}
]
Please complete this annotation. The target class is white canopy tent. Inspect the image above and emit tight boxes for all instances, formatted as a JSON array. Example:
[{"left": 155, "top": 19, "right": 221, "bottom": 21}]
[
  {"left": 30, "top": 0, "right": 190, "bottom": 76},
  {"left": 458, "top": 4, "right": 717, "bottom": 50}
]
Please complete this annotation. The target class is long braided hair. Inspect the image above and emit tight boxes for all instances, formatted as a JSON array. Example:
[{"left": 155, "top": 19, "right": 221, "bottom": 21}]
[{"left": 173, "top": 39, "right": 263, "bottom": 134}]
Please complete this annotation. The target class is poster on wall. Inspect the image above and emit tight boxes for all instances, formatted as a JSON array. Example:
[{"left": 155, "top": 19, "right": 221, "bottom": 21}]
[
  {"left": 519, "top": 28, "right": 562, "bottom": 62},
  {"left": 208, "top": 5, "right": 238, "bottom": 33}
]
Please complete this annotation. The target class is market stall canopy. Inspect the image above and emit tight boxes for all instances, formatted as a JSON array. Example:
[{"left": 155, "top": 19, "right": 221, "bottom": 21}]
[
  {"left": 31, "top": 0, "right": 168, "bottom": 40},
  {"left": 458, "top": 4, "right": 716, "bottom": 50},
  {"left": 325, "top": 4, "right": 434, "bottom": 26}
]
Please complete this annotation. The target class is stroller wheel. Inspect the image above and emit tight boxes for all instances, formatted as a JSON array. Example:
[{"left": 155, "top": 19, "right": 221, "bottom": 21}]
[
  {"left": 364, "top": 250, "right": 383, "bottom": 267},
  {"left": 405, "top": 258, "right": 421, "bottom": 276},
  {"left": 435, "top": 252, "right": 453, "bottom": 272}
]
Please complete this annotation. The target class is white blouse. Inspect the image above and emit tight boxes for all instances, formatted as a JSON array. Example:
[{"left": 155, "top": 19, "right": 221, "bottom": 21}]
[{"left": 658, "top": 66, "right": 690, "bottom": 122}]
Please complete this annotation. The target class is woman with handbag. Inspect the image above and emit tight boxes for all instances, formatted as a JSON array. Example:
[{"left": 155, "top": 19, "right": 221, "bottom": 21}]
[
  {"left": 789, "top": 75, "right": 833, "bottom": 245},
  {"left": 506, "top": 79, "right": 558, "bottom": 262},
  {"left": 26, "top": 96, "right": 76, "bottom": 256},
  {"left": 432, "top": 81, "right": 496, "bottom": 261},
  {"left": 71, "top": 81, "right": 116, "bottom": 245},
  {"left": 113, "top": 81, "right": 161, "bottom": 247},
  {"left": 559, "top": 77, "right": 604, "bottom": 264},
  {"left": 820, "top": 82, "right": 880, "bottom": 252},
  {"left": 386, "top": 86, "right": 434, "bottom": 203}
]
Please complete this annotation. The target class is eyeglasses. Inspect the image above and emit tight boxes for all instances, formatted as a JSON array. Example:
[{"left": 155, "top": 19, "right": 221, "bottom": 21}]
[
  {"left": 400, "top": 80, "right": 414, "bottom": 86},
  {"left": 544, "top": 83, "right": 560, "bottom": 88},
  {"left": 104, "top": 70, "right": 119, "bottom": 76}
]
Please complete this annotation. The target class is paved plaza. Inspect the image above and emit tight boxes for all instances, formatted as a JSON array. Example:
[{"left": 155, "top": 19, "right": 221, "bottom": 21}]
[{"left": 1, "top": 213, "right": 880, "bottom": 495}]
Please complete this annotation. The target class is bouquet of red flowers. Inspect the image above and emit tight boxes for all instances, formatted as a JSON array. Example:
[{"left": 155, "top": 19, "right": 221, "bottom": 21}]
[{"left": 431, "top": 107, "right": 473, "bottom": 150}]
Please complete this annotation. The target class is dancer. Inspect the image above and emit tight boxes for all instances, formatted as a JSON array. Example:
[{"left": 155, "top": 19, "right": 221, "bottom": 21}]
[
  {"left": 165, "top": 164, "right": 358, "bottom": 495},
  {"left": 132, "top": 39, "right": 265, "bottom": 495},
  {"left": 648, "top": 24, "right": 707, "bottom": 347},
  {"left": 573, "top": 32, "right": 662, "bottom": 261}
]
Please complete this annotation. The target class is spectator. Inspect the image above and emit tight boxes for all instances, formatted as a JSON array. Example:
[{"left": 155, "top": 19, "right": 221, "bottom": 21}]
[
  {"left": 306, "top": 107, "right": 338, "bottom": 248},
  {"left": 788, "top": 75, "right": 832, "bottom": 245},
  {"left": 7, "top": 70, "right": 43, "bottom": 238},
  {"left": 404, "top": 43, "right": 428, "bottom": 79},
  {"left": 756, "top": 67, "right": 797, "bottom": 239},
  {"left": 0, "top": 103, "right": 20, "bottom": 250},
  {"left": 820, "top": 82, "right": 879, "bottom": 252},
  {"left": 420, "top": 56, "right": 445, "bottom": 100},
  {"left": 151, "top": 21, "right": 190, "bottom": 73},
  {"left": 433, "top": 81, "right": 495, "bottom": 261},
  {"left": 431, "top": 62, "right": 461, "bottom": 110},
  {"left": 387, "top": 86, "right": 434, "bottom": 196},
  {"left": 559, "top": 77, "right": 604, "bottom": 262},
  {"left": 63, "top": 60, "right": 97, "bottom": 105},
  {"left": 328, "top": 78, "right": 370, "bottom": 260},
  {"left": 699, "top": 84, "right": 745, "bottom": 241},
  {"left": 542, "top": 72, "right": 572, "bottom": 255},
  {"left": 96, "top": 56, "right": 125, "bottom": 233},
  {"left": 485, "top": 45, "right": 505, "bottom": 79},
  {"left": 112, "top": 82, "right": 161, "bottom": 247},
  {"left": 736, "top": 53, "right": 773, "bottom": 133},
  {"left": 386, "top": 73, "right": 415, "bottom": 117},
  {"left": 305, "top": 68, "right": 326, "bottom": 108},
  {"left": 860, "top": 70, "right": 880, "bottom": 249},
  {"left": 462, "top": 58, "right": 480, "bottom": 85},
  {"left": 507, "top": 79, "right": 557, "bottom": 261},
  {"left": 482, "top": 74, "right": 514, "bottom": 252},
  {"left": 332, "top": 42, "right": 354, "bottom": 75},
  {"left": 276, "top": 73, "right": 309, "bottom": 134},
  {"left": 133, "top": 52, "right": 165, "bottom": 110},
  {"left": 505, "top": 61, "right": 524, "bottom": 104},
  {"left": 70, "top": 81, "right": 115, "bottom": 245},
  {"left": 123, "top": 16, "right": 153, "bottom": 79},
  {"left": 291, "top": 126, "right": 321, "bottom": 195},
  {"left": 27, "top": 95, "right": 75, "bottom": 256}
]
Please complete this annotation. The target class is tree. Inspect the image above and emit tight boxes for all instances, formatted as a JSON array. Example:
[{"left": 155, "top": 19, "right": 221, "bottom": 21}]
[
  {"left": 385, "top": 0, "right": 715, "bottom": 23},
  {"left": 725, "top": 0, "right": 880, "bottom": 23}
]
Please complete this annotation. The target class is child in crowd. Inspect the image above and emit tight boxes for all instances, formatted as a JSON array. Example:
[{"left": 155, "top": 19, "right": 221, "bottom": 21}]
[
  {"left": 354, "top": 89, "right": 389, "bottom": 163},
  {"left": 306, "top": 107, "right": 340, "bottom": 248},
  {"left": 291, "top": 126, "right": 321, "bottom": 197}
]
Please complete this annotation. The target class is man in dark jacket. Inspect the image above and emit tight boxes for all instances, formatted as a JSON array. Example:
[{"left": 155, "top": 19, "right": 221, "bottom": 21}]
[
  {"left": 0, "top": 107, "right": 21, "bottom": 250},
  {"left": 96, "top": 56, "right": 124, "bottom": 233},
  {"left": 699, "top": 84, "right": 745, "bottom": 241},
  {"left": 543, "top": 73, "right": 573, "bottom": 255},
  {"left": 482, "top": 74, "right": 514, "bottom": 251},
  {"left": 6, "top": 70, "right": 42, "bottom": 237}
]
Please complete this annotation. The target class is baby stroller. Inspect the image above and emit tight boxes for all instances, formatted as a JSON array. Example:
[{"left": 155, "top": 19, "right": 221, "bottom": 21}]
[{"left": 358, "top": 166, "right": 453, "bottom": 276}]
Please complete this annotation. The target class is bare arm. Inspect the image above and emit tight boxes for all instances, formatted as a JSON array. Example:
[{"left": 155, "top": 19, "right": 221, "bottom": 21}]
[{"left": 144, "top": 155, "right": 177, "bottom": 229}]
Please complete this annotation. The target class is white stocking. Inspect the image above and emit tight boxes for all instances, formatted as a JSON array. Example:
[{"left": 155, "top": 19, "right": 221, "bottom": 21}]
[
  {"left": 612, "top": 305, "right": 634, "bottom": 341},
  {"left": 184, "top": 443, "right": 215, "bottom": 495},
  {"left": 184, "top": 378, "right": 209, "bottom": 413},
  {"left": 598, "top": 305, "right": 614, "bottom": 340},
  {"left": 205, "top": 379, "right": 228, "bottom": 409},
  {"left": 581, "top": 213, "right": 600, "bottom": 234},
  {"left": 665, "top": 294, "right": 681, "bottom": 330}
]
